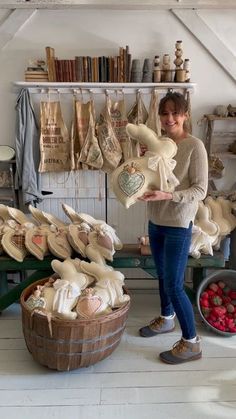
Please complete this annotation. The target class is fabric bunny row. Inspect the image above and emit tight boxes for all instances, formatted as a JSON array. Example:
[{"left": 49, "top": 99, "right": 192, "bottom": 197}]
[{"left": 0, "top": 203, "right": 121, "bottom": 264}]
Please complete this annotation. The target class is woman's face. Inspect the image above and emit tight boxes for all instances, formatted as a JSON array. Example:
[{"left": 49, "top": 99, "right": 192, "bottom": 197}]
[{"left": 159, "top": 99, "right": 188, "bottom": 140}]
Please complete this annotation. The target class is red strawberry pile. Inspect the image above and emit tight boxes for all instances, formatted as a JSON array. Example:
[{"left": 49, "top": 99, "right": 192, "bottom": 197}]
[{"left": 199, "top": 281, "right": 236, "bottom": 333}]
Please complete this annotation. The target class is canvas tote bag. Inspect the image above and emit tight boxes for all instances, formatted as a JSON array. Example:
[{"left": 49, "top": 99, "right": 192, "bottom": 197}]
[{"left": 39, "top": 95, "right": 72, "bottom": 173}]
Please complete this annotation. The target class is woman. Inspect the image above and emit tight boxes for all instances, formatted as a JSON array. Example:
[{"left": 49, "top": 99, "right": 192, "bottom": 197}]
[{"left": 138, "top": 92, "right": 208, "bottom": 364}]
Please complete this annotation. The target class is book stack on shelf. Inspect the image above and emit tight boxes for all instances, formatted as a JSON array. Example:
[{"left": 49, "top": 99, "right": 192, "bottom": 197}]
[
  {"left": 24, "top": 59, "right": 48, "bottom": 82},
  {"left": 23, "top": 42, "right": 191, "bottom": 85},
  {"left": 45, "top": 45, "right": 132, "bottom": 83}
]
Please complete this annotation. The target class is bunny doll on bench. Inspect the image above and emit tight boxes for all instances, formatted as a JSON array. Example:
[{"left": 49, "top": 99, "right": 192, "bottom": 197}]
[{"left": 111, "top": 123, "right": 179, "bottom": 209}]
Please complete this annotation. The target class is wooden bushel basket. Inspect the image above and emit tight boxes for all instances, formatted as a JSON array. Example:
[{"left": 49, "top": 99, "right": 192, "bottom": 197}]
[{"left": 20, "top": 278, "right": 130, "bottom": 371}]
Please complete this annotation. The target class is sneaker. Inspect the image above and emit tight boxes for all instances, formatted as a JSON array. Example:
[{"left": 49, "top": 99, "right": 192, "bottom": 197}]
[
  {"left": 159, "top": 337, "right": 202, "bottom": 364},
  {"left": 139, "top": 316, "right": 175, "bottom": 337}
]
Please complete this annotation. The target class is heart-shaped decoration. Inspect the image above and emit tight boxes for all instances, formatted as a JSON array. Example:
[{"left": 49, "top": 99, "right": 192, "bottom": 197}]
[
  {"left": 32, "top": 235, "right": 44, "bottom": 246},
  {"left": 97, "top": 233, "right": 113, "bottom": 251},
  {"left": 76, "top": 295, "right": 102, "bottom": 318},
  {"left": 118, "top": 169, "right": 145, "bottom": 196},
  {"left": 77, "top": 231, "right": 89, "bottom": 246}
]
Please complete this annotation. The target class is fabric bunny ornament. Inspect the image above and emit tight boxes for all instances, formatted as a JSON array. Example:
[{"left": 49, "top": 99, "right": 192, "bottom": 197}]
[{"left": 111, "top": 123, "right": 179, "bottom": 208}]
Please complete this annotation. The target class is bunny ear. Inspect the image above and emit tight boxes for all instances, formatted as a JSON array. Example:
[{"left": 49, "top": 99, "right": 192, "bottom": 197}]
[{"left": 126, "top": 123, "right": 158, "bottom": 149}]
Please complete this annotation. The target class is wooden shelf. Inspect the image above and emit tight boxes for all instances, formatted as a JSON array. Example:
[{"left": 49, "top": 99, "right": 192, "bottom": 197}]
[
  {"left": 204, "top": 114, "right": 236, "bottom": 121},
  {"left": 13, "top": 81, "right": 196, "bottom": 94},
  {"left": 214, "top": 152, "right": 236, "bottom": 159}
]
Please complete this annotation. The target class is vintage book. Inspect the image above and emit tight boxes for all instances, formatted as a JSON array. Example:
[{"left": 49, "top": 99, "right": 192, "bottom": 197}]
[
  {"left": 126, "top": 45, "right": 130, "bottom": 82},
  {"left": 25, "top": 71, "right": 48, "bottom": 76},
  {"left": 45, "top": 46, "right": 56, "bottom": 82},
  {"left": 87, "top": 56, "right": 92, "bottom": 82},
  {"left": 70, "top": 59, "right": 76, "bottom": 82},
  {"left": 119, "top": 47, "right": 124, "bottom": 82},
  {"left": 127, "top": 53, "right": 132, "bottom": 83},
  {"left": 75, "top": 56, "right": 83, "bottom": 82},
  {"left": 82, "top": 56, "right": 88, "bottom": 82},
  {"left": 117, "top": 56, "right": 121, "bottom": 83}
]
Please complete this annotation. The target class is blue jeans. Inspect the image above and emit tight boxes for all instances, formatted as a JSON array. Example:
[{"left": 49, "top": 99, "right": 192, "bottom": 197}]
[{"left": 148, "top": 220, "right": 196, "bottom": 339}]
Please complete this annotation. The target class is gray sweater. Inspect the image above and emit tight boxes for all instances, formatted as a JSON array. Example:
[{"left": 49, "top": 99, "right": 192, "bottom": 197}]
[{"left": 147, "top": 134, "right": 208, "bottom": 228}]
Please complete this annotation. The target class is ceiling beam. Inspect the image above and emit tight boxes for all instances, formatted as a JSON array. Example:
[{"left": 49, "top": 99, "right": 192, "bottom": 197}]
[
  {"left": 1, "top": 1, "right": 236, "bottom": 10},
  {"left": 172, "top": 9, "right": 236, "bottom": 83},
  {"left": 0, "top": 9, "right": 36, "bottom": 50}
]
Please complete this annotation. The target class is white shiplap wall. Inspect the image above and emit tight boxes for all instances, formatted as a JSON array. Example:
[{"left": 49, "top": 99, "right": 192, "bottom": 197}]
[{"left": 1, "top": 7, "right": 236, "bottom": 244}]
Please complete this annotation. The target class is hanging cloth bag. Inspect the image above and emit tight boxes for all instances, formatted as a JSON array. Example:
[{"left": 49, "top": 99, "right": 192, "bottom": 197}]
[
  {"left": 96, "top": 94, "right": 122, "bottom": 173},
  {"left": 184, "top": 90, "right": 193, "bottom": 134},
  {"left": 146, "top": 89, "right": 162, "bottom": 137},
  {"left": 39, "top": 93, "right": 72, "bottom": 173},
  {"left": 78, "top": 97, "right": 103, "bottom": 169},
  {"left": 127, "top": 91, "right": 148, "bottom": 157},
  {"left": 71, "top": 97, "right": 96, "bottom": 170},
  {"left": 108, "top": 92, "right": 132, "bottom": 162}
]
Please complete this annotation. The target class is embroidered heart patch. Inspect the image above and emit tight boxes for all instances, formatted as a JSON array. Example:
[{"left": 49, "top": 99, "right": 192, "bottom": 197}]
[
  {"left": 118, "top": 170, "right": 145, "bottom": 196},
  {"left": 32, "top": 235, "right": 43, "bottom": 245},
  {"left": 76, "top": 295, "right": 102, "bottom": 318}
]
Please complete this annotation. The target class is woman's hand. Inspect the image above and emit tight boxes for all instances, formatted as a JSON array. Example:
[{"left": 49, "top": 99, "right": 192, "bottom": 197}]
[{"left": 138, "top": 190, "right": 173, "bottom": 202}]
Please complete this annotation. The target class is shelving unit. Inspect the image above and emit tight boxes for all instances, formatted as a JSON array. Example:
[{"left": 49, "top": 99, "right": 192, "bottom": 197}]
[
  {"left": 204, "top": 114, "right": 236, "bottom": 157},
  {"left": 204, "top": 114, "right": 236, "bottom": 192}
]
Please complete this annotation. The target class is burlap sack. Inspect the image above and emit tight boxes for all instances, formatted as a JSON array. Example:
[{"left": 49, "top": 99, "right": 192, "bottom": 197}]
[
  {"left": 146, "top": 89, "right": 162, "bottom": 136},
  {"left": 39, "top": 101, "right": 72, "bottom": 173},
  {"left": 127, "top": 91, "right": 148, "bottom": 157},
  {"left": 97, "top": 95, "right": 122, "bottom": 173}
]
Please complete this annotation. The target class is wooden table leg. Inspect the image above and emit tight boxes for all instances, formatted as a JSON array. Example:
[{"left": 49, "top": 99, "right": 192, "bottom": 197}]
[{"left": 0, "top": 271, "right": 9, "bottom": 297}]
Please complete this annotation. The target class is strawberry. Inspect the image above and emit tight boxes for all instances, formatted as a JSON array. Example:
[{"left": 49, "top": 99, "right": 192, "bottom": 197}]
[
  {"left": 223, "top": 286, "right": 231, "bottom": 295},
  {"left": 226, "top": 303, "right": 235, "bottom": 313},
  {"left": 211, "top": 295, "right": 222, "bottom": 306},
  {"left": 201, "top": 291, "right": 209, "bottom": 300},
  {"left": 200, "top": 298, "right": 210, "bottom": 308},
  {"left": 209, "top": 283, "right": 219, "bottom": 292},
  {"left": 229, "top": 291, "right": 236, "bottom": 299},
  {"left": 212, "top": 306, "right": 226, "bottom": 317},
  {"left": 217, "top": 281, "right": 226, "bottom": 289}
]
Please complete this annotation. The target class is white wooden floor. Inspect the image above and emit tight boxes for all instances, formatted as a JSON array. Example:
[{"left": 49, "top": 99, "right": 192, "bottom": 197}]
[{"left": 0, "top": 290, "right": 236, "bottom": 419}]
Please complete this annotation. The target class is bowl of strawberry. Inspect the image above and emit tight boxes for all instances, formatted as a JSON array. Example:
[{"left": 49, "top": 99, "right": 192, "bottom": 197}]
[{"left": 197, "top": 270, "right": 236, "bottom": 336}]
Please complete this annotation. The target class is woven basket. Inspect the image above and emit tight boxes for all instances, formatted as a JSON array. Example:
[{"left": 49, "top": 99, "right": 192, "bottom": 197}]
[{"left": 20, "top": 278, "right": 130, "bottom": 371}]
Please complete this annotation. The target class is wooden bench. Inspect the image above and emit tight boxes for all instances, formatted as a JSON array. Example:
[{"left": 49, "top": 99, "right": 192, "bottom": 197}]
[{"left": 0, "top": 245, "right": 226, "bottom": 312}]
